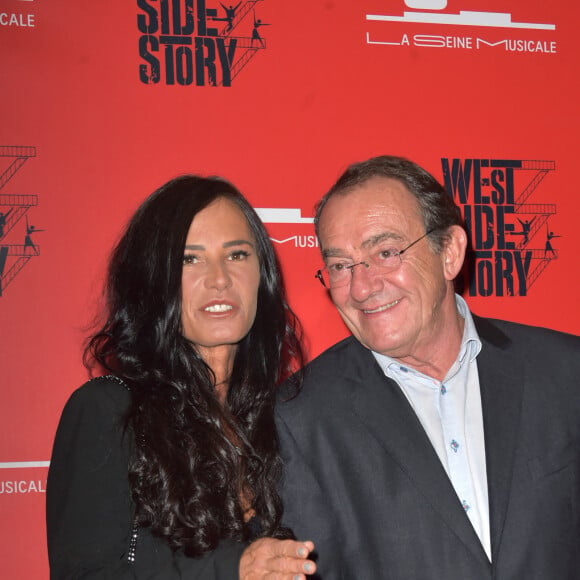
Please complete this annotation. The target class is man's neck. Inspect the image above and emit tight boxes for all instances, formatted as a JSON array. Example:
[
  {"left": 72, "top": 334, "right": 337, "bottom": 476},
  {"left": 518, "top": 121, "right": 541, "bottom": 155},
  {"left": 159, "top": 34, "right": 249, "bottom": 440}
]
[{"left": 390, "top": 309, "right": 465, "bottom": 382}]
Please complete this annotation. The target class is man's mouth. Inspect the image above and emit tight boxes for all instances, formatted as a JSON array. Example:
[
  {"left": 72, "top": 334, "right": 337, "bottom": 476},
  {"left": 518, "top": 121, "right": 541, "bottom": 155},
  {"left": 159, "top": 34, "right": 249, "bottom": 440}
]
[{"left": 363, "top": 299, "right": 400, "bottom": 314}]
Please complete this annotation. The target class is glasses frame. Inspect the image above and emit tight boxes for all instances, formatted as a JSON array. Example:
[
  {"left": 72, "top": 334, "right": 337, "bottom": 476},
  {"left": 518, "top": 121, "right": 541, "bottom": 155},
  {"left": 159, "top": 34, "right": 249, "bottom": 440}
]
[{"left": 315, "top": 228, "right": 437, "bottom": 289}]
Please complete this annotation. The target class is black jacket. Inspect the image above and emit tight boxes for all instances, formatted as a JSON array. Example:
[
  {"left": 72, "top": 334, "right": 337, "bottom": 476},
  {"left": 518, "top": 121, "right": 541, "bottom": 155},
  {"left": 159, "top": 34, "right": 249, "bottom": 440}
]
[
  {"left": 46, "top": 376, "right": 245, "bottom": 579},
  {"left": 276, "top": 316, "right": 580, "bottom": 579}
]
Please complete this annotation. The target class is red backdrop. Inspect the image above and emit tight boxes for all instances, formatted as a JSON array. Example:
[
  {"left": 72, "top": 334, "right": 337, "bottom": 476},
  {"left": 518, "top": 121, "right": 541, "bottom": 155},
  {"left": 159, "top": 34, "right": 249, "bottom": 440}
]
[{"left": 2, "top": 1, "right": 578, "bottom": 577}]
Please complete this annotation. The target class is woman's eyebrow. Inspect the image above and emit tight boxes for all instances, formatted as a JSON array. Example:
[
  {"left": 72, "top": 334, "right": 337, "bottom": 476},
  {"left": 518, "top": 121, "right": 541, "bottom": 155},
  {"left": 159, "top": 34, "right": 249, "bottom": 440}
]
[
  {"left": 223, "top": 239, "right": 255, "bottom": 249},
  {"left": 184, "top": 240, "right": 255, "bottom": 251}
]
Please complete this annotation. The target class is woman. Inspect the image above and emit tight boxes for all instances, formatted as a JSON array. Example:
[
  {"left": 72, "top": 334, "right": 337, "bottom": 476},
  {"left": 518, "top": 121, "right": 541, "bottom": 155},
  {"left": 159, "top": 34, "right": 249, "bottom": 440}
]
[{"left": 46, "top": 176, "right": 316, "bottom": 579}]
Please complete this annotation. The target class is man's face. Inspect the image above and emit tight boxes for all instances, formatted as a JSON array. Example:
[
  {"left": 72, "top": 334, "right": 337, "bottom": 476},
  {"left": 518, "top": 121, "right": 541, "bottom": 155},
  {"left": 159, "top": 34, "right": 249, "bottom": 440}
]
[{"left": 318, "top": 177, "right": 464, "bottom": 361}]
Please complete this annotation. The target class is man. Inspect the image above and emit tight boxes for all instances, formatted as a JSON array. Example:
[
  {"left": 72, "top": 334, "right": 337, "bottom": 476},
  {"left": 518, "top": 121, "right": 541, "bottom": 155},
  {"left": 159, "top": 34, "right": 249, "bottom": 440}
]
[{"left": 276, "top": 156, "right": 580, "bottom": 579}]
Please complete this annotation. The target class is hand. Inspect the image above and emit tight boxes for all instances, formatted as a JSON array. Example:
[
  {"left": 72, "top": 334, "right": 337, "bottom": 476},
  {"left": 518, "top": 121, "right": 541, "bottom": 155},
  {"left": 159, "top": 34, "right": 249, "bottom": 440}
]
[{"left": 239, "top": 538, "right": 316, "bottom": 579}]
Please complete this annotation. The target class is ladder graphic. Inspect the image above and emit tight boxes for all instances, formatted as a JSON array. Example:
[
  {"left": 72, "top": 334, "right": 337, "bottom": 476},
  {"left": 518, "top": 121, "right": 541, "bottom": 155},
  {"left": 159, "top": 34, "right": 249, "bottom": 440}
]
[
  {"left": 524, "top": 248, "right": 558, "bottom": 290},
  {"left": 514, "top": 160, "right": 555, "bottom": 206},
  {"left": 218, "top": 0, "right": 263, "bottom": 36},
  {"left": 0, "top": 146, "right": 40, "bottom": 296},
  {"left": 510, "top": 161, "right": 558, "bottom": 290},
  {"left": 0, "top": 146, "right": 36, "bottom": 191},
  {"left": 217, "top": 0, "right": 267, "bottom": 84},
  {"left": 511, "top": 203, "right": 556, "bottom": 249},
  {"left": 0, "top": 244, "right": 39, "bottom": 295},
  {"left": 0, "top": 194, "right": 39, "bottom": 240}
]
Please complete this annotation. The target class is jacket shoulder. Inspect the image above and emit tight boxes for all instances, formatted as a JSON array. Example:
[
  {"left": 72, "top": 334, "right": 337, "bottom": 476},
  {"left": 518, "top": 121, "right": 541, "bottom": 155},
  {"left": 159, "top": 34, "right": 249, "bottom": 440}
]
[
  {"left": 278, "top": 336, "right": 376, "bottom": 408},
  {"left": 304, "top": 336, "right": 372, "bottom": 381},
  {"left": 474, "top": 314, "right": 580, "bottom": 354},
  {"left": 62, "top": 375, "right": 132, "bottom": 423}
]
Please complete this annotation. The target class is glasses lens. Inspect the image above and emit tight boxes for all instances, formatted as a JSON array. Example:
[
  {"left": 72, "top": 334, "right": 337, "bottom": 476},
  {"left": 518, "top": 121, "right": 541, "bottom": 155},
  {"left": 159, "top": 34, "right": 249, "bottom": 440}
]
[
  {"left": 317, "top": 257, "right": 401, "bottom": 289},
  {"left": 317, "top": 267, "right": 349, "bottom": 288},
  {"left": 316, "top": 233, "right": 431, "bottom": 289}
]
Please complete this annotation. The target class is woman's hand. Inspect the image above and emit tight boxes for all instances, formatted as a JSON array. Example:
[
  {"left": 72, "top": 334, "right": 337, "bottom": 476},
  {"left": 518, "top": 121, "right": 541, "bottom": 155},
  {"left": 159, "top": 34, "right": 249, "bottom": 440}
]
[{"left": 239, "top": 538, "right": 316, "bottom": 579}]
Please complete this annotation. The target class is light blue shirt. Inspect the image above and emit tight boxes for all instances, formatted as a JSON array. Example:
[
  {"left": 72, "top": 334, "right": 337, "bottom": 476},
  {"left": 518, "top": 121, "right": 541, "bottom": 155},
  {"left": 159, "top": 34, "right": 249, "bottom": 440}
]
[{"left": 372, "top": 294, "right": 491, "bottom": 560}]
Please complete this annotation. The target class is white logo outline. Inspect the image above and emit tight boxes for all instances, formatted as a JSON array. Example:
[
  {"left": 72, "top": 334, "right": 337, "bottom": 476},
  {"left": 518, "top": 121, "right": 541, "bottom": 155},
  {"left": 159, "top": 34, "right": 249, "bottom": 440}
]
[{"left": 366, "top": 2, "right": 555, "bottom": 31}]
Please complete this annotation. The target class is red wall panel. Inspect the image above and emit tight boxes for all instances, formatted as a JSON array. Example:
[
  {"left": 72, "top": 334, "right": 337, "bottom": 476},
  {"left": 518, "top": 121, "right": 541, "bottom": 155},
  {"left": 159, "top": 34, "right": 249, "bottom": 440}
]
[{"left": 1, "top": 1, "right": 578, "bottom": 576}]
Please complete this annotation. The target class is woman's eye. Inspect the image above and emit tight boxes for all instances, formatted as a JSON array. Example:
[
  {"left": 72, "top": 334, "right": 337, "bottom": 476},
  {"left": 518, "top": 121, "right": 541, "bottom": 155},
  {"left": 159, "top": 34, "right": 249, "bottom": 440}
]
[
  {"left": 182, "top": 254, "right": 198, "bottom": 265},
  {"left": 229, "top": 250, "right": 250, "bottom": 261}
]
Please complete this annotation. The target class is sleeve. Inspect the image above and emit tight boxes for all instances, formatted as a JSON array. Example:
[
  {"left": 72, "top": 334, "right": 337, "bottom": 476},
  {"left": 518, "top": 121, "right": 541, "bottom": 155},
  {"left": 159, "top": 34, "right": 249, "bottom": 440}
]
[
  {"left": 275, "top": 410, "right": 343, "bottom": 579},
  {"left": 46, "top": 379, "right": 246, "bottom": 580}
]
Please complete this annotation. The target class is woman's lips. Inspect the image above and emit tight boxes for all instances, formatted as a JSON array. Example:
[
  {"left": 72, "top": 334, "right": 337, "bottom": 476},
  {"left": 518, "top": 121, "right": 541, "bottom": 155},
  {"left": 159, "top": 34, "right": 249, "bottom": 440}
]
[{"left": 201, "top": 300, "right": 237, "bottom": 314}]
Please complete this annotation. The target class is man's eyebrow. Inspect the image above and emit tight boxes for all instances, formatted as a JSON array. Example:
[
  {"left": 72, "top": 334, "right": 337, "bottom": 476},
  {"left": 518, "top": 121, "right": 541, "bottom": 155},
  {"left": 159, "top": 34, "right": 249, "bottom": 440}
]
[
  {"left": 184, "top": 240, "right": 255, "bottom": 251},
  {"left": 321, "top": 247, "right": 346, "bottom": 259},
  {"left": 322, "top": 232, "right": 404, "bottom": 258},
  {"left": 361, "top": 232, "right": 403, "bottom": 250}
]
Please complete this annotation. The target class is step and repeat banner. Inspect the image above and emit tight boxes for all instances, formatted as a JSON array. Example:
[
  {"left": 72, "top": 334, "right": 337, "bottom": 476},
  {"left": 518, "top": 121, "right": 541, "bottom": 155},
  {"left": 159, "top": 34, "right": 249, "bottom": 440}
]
[{"left": 2, "top": 0, "right": 579, "bottom": 576}]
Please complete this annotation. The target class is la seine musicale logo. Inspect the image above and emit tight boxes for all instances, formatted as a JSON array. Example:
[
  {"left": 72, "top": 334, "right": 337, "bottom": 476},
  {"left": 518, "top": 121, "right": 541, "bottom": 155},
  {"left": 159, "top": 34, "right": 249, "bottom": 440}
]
[
  {"left": 137, "top": 0, "right": 270, "bottom": 87},
  {"left": 366, "top": 0, "right": 557, "bottom": 54},
  {"left": 441, "top": 157, "right": 559, "bottom": 297}
]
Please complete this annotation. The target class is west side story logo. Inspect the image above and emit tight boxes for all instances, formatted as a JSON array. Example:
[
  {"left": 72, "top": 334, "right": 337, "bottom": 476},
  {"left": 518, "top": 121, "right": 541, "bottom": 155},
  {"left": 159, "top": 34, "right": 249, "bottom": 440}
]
[
  {"left": 442, "top": 157, "right": 559, "bottom": 297},
  {"left": 138, "top": 0, "right": 270, "bottom": 87},
  {"left": 0, "top": 146, "right": 42, "bottom": 298},
  {"left": 366, "top": 1, "right": 557, "bottom": 54}
]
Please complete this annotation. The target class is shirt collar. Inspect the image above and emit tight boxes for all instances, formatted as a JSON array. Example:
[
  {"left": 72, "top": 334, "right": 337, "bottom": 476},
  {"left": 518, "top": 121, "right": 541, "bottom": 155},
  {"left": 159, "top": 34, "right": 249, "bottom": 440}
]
[{"left": 456, "top": 294, "right": 482, "bottom": 363}]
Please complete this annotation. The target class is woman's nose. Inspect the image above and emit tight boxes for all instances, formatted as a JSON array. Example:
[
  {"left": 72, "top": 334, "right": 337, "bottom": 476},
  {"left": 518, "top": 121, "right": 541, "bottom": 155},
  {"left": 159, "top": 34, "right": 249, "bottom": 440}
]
[{"left": 204, "top": 261, "right": 232, "bottom": 289}]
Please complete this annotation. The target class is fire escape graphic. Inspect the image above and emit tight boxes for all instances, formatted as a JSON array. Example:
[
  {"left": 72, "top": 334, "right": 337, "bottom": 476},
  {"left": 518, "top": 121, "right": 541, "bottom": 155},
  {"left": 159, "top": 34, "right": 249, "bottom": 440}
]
[
  {"left": 0, "top": 146, "right": 38, "bottom": 296},
  {"left": 217, "top": 0, "right": 267, "bottom": 85},
  {"left": 511, "top": 160, "right": 557, "bottom": 290}
]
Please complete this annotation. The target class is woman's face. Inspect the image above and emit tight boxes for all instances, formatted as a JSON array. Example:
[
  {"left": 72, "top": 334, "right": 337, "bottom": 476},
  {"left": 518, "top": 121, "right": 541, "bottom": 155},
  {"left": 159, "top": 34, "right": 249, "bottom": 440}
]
[{"left": 180, "top": 197, "right": 261, "bottom": 367}]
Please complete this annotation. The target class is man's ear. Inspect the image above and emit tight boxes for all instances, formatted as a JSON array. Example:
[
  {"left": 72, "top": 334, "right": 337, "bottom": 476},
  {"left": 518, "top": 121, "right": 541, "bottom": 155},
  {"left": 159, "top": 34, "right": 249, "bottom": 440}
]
[{"left": 442, "top": 225, "right": 467, "bottom": 281}]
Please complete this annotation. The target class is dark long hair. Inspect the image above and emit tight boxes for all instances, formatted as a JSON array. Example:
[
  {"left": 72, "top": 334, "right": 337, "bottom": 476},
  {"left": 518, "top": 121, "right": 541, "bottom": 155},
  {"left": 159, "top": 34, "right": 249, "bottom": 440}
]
[{"left": 85, "top": 175, "right": 302, "bottom": 556}]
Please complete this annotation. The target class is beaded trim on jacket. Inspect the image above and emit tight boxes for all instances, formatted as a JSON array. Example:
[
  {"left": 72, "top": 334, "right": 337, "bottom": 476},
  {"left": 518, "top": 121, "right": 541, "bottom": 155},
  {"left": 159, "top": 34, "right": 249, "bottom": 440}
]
[{"left": 90, "top": 375, "right": 138, "bottom": 564}]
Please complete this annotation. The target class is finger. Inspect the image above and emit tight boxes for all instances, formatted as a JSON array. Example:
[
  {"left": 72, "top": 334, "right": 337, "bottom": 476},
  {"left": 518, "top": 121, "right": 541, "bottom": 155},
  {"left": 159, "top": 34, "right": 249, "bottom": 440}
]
[
  {"left": 263, "top": 574, "right": 305, "bottom": 580},
  {"left": 263, "top": 565, "right": 314, "bottom": 580},
  {"left": 300, "top": 541, "right": 314, "bottom": 555},
  {"left": 264, "top": 554, "right": 316, "bottom": 575},
  {"left": 272, "top": 539, "right": 315, "bottom": 558},
  {"left": 239, "top": 539, "right": 317, "bottom": 580}
]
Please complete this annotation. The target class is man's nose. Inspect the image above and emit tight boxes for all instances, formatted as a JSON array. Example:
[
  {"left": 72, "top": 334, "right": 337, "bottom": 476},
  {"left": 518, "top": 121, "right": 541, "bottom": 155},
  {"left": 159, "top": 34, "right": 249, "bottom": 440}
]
[{"left": 348, "top": 261, "right": 382, "bottom": 301}]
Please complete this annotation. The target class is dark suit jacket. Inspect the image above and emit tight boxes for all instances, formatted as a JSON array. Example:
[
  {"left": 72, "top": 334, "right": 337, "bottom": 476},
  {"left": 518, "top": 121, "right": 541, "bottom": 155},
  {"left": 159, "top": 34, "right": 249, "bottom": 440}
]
[
  {"left": 46, "top": 376, "right": 245, "bottom": 579},
  {"left": 276, "top": 316, "right": 580, "bottom": 579}
]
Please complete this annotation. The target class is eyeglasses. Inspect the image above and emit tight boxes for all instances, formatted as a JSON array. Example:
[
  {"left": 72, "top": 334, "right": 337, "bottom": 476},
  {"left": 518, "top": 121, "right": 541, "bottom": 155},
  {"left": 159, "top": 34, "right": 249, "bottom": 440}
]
[{"left": 315, "top": 229, "right": 437, "bottom": 289}]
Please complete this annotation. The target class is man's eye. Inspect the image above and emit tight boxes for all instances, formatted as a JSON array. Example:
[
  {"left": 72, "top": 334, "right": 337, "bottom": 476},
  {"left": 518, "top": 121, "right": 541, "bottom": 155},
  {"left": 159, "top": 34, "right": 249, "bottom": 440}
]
[
  {"left": 378, "top": 249, "right": 396, "bottom": 260},
  {"left": 328, "top": 263, "right": 349, "bottom": 273}
]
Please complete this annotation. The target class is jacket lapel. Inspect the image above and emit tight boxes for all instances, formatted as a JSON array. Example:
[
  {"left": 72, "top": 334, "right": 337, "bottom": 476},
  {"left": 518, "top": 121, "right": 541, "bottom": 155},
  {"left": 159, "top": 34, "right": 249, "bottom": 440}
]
[
  {"left": 348, "top": 340, "right": 490, "bottom": 566},
  {"left": 474, "top": 316, "right": 524, "bottom": 564}
]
